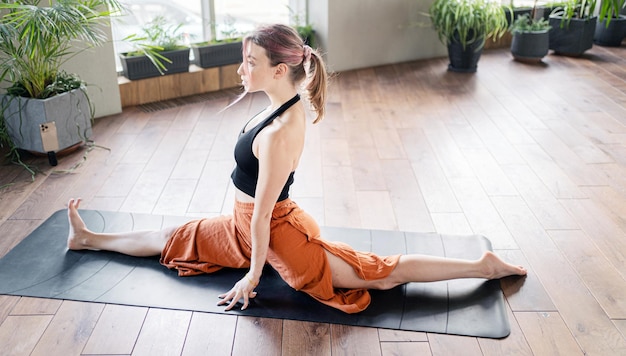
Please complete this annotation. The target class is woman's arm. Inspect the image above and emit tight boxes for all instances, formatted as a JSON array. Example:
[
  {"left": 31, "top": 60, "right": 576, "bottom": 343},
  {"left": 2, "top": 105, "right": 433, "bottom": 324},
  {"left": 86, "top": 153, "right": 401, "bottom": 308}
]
[{"left": 218, "top": 115, "right": 300, "bottom": 311}]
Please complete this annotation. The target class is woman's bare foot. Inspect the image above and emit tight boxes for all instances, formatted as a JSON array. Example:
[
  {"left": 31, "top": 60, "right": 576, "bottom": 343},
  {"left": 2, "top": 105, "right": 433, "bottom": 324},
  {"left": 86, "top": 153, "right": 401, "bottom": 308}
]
[
  {"left": 67, "top": 198, "right": 95, "bottom": 250},
  {"left": 480, "top": 251, "right": 527, "bottom": 279}
]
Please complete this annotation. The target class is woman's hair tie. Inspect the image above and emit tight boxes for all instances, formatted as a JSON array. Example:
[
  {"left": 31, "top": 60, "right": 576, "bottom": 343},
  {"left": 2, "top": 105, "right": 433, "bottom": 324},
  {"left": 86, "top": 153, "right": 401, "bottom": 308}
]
[{"left": 303, "top": 45, "right": 312, "bottom": 63}]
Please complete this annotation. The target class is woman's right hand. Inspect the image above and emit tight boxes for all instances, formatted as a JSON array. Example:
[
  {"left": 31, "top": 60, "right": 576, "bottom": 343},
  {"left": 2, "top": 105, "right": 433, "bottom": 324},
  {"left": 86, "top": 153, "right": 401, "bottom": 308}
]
[{"left": 217, "top": 273, "right": 258, "bottom": 311}]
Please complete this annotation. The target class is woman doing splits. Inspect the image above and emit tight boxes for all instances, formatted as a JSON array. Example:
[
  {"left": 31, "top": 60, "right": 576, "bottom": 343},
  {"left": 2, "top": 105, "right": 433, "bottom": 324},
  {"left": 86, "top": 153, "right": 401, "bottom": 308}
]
[{"left": 67, "top": 24, "right": 526, "bottom": 313}]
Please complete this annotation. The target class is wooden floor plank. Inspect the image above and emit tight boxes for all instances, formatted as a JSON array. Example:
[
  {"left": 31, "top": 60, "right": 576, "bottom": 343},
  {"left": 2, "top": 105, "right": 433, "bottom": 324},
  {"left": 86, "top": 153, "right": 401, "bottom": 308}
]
[
  {"left": 0, "top": 315, "right": 52, "bottom": 356},
  {"left": 331, "top": 324, "right": 381, "bottom": 356},
  {"left": 380, "top": 341, "right": 432, "bottom": 356},
  {"left": 427, "top": 334, "right": 482, "bottom": 356},
  {"left": 515, "top": 312, "right": 584, "bottom": 356},
  {"left": 560, "top": 198, "right": 626, "bottom": 279},
  {"left": 549, "top": 230, "right": 626, "bottom": 319},
  {"left": 182, "top": 312, "right": 237, "bottom": 356},
  {"left": 378, "top": 329, "right": 427, "bottom": 342},
  {"left": 30, "top": 301, "right": 103, "bottom": 356},
  {"left": 0, "top": 295, "right": 19, "bottom": 324},
  {"left": 10, "top": 297, "right": 62, "bottom": 315},
  {"left": 282, "top": 320, "right": 331, "bottom": 356},
  {"left": 232, "top": 316, "right": 282, "bottom": 356},
  {"left": 131, "top": 308, "right": 192, "bottom": 356},
  {"left": 82, "top": 304, "right": 148, "bottom": 355}
]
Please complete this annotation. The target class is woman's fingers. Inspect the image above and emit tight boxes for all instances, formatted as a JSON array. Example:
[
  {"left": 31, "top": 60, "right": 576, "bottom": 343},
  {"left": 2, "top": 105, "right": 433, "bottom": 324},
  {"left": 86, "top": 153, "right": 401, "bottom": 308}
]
[{"left": 217, "top": 285, "right": 257, "bottom": 311}]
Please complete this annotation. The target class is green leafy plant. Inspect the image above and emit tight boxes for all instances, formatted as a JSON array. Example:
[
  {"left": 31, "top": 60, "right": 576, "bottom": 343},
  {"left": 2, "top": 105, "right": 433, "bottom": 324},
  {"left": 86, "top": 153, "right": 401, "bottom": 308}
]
[
  {"left": 428, "top": 0, "right": 510, "bottom": 50},
  {"left": 550, "top": 0, "right": 598, "bottom": 27},
  {"left": 598, "top": 0, "right": 626, "bottom": 26},
  {"left": 510, "top": 0, "right": 553, "bottom": 34},
  {"left": 0, "top": 0, "right": 124, "bottom": 100},
  {"left": 126, "top": 15, "right": 187, "bottom": 53},
  {"left": 511, "top": 13, "right": 552, "bottom": 32}
]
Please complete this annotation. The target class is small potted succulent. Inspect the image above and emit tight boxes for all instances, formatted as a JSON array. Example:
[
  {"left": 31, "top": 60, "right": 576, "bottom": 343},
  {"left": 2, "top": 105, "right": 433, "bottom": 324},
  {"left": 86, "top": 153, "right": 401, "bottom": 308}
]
[{"left": 510, "top": 1, "right": 552, "bottom": 62}]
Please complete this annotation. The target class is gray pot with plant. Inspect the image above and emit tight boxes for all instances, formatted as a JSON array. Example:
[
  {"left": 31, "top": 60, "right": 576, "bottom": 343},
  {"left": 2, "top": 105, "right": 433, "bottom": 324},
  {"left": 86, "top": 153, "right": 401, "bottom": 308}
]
[
  {"left": 191, "top": 16, "right": 242, "bottom": 69},
  {"left": 428, "top": 0, "right": 510, "bottom": 72},
  {"left": 549, "top": 0, "right": 599, "bottom": 56},
  {"left": 510, "top": 2, "right": 552, "bottom": 63},
  {"left": 594, "top": 0, "right": 626, "bottom": 46},
  {"left": 120, "top": 16, "right": 190, "bottom": 80},
  {"left": 0, "top": 0, "right": 123, "bottom": 166}
]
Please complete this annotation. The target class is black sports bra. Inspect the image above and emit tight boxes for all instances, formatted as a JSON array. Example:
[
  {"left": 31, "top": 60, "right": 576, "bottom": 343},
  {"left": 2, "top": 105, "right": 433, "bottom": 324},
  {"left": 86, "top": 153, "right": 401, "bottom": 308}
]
[{"left": 231, "top": 94, "right": 300, "bottom": 202}]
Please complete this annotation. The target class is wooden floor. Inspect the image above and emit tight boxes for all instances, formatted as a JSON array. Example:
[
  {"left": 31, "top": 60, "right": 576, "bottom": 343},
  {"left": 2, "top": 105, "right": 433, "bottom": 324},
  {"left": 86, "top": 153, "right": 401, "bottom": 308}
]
[{"left": 1, "top": 45, "right": 626, "bottom": 355}]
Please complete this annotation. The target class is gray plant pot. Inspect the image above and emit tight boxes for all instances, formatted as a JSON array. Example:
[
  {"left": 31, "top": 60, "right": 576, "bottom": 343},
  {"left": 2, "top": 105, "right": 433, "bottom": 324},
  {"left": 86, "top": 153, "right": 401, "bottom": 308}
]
[
  {"left": 549, "top": 16, "right": 597, "bottom": 56},
  {"left": 191, "top": 41, "right": 242, "bottom": 68},
  {"left": 511, "top": 30, "right": 550, "bottom": 62},
  {"left": 594, "top": 15, "right": 626, "bottom": 47},
  {"left": 120, "top": 48, "right": 190, "bottom": 80},
  {"left": 1, "top": 89, "right": 92, "bottom": 157}
]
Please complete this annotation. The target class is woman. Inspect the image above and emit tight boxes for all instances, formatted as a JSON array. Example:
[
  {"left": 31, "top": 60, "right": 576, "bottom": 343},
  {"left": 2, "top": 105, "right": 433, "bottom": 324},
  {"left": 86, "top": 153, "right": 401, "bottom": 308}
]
[{"left": 67, "top": 24, "right": 526, "bottom": 313}]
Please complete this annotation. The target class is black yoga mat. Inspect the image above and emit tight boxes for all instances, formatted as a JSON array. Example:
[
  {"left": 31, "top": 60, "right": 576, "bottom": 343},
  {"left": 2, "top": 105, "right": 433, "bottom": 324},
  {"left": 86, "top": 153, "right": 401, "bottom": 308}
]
[{"left": 0, "top": 209, "right": 512, "bottom": 338}]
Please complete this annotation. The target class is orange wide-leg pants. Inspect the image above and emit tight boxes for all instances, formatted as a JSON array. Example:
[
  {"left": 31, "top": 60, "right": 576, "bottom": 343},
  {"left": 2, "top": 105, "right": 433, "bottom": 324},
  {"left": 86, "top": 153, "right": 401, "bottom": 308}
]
[{"left": 160, "top": 199, "right": 400, "bottom": 313}]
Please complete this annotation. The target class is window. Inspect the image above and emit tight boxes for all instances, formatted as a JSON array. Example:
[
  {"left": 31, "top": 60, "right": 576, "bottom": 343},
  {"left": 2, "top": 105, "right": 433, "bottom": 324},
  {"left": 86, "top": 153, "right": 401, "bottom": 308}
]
[{"left": 111, "top": 0, "right": 299, "bottom": 70}]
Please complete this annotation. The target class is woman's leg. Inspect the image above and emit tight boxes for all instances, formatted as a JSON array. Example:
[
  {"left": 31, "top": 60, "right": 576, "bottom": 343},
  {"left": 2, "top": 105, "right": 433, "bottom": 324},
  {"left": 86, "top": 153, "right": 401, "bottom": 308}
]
[
  {"left": 66, "top": 198, "right": 176, "bottom": 257},
  {"left": 326, "top": 250, "right": 527, "bottom": 290}
]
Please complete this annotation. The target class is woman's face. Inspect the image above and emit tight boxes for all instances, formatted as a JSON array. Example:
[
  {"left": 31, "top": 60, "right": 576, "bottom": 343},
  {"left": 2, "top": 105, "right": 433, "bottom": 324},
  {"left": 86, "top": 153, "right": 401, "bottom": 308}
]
[{"left": 238, "top": 42, "right": 275, "bottom": 93}]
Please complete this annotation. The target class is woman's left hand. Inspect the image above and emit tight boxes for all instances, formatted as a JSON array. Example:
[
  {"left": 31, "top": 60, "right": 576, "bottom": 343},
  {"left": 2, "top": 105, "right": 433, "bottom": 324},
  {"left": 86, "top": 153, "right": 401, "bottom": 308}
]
[{"left": 217, "top": 274, "right": 258, "bottom": 311}]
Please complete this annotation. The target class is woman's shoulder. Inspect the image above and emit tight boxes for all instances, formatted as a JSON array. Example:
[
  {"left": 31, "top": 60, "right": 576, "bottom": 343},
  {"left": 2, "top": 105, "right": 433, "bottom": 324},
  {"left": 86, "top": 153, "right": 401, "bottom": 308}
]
[{"left": 267, "top": 103, "right": 306, "bottom": 135}]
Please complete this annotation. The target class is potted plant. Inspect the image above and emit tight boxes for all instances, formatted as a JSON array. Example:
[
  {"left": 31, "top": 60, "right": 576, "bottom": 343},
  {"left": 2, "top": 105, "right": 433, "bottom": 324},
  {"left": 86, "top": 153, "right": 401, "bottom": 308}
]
[
  {"left": 594, "top": 0, "right": 626, "bottom": 46},
  {"left": 549, "top": 0, "right": 598, "bottom": 56},
  {"left": 191, "top": 15, "right": 242, "bottom": 69},
  {"left": 0, "top": 0, "right": 123, "bottom": 166},
  {"left": 428, "top": 0, "right": 510, "bottom": 72},
  {"left": 510, "top": 1, "right": 553, "bottom": 62},
  {"left": 119, "top": 15, "right": 190, "bottom": 80}
]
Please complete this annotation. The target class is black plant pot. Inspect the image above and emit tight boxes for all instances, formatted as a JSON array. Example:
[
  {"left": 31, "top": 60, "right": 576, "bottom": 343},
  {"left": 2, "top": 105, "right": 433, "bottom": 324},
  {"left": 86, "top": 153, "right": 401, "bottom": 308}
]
[
  {"left": 511, "top": 30, "right": 550, "bottom": 62},
  {"left": 120, "top": 48, "right": 190, "bottom": 80},
  {"left": 447, "top": 40, "right": 484, "bottom": 73},
  {"left": 192, "top": 41, "right": 242, "bottom": 69},
  {"left": 549, "top": 16, "right": 597, "bottom": 56},
  {"left": 594, "top": 15, "right": 626, "bottom": 47}
]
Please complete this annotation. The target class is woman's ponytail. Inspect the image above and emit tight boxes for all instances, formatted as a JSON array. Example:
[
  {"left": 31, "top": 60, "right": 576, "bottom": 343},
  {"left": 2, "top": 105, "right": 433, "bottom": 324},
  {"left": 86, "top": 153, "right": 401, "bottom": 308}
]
[{"left": 304, "top": 49, "right": 328, "bottom": 124}]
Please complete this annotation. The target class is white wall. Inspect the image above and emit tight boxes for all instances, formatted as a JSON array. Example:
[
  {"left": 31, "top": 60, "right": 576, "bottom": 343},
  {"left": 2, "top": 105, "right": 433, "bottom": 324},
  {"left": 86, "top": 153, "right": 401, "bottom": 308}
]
[
  {"left": 309, "top": 0, "right": 447, "bottom": 73},
  {"left": 63, "top": 21, "right": 122, "bottom": 119}
]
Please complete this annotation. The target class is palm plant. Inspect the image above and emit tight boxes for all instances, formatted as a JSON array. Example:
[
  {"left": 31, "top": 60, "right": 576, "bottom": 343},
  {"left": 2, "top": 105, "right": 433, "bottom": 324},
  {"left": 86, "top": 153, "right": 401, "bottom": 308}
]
[{"left": 0, "top": 0, "right": 124, "bottom": 99}]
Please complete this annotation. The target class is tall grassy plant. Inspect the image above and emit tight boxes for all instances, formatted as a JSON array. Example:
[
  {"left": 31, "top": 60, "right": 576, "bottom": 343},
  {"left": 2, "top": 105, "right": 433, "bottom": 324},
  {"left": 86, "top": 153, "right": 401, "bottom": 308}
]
[
  {"left": 429, "top": 0, "right": 510, "bottom": 50},
  {"left": 551, "top": 0, "right": 598, "bottom": 27},
  {"left": 598, "top": 0, "right": 626, "bottom": 25},
  {"left": 0, "top": 0, "right": 124, "bottom": 99}
]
